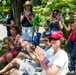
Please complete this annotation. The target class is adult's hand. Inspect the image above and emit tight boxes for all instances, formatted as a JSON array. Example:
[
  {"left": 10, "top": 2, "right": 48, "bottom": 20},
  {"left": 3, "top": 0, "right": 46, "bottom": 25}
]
[{"left": 35, "top": 46, "right": 45, "bottom": 63}]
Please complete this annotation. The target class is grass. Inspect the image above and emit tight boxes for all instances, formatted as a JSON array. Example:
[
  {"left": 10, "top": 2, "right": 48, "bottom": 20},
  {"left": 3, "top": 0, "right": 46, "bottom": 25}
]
[{"left": 0, "top": 43, "right": 7, "bottom": 70}]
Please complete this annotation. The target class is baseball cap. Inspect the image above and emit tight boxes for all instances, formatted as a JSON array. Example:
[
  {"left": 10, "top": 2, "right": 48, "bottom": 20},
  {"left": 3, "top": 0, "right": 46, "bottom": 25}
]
[{"left": 49, "top": 30, "right": 64, "bottom": 40}]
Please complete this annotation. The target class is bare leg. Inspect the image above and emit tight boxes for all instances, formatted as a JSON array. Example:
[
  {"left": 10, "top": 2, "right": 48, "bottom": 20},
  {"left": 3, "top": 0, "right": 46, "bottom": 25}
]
[
  {"left": 0, "top": 57, "right": 7, "bottom": 66},
  {"left": 6, "top": 53, "right": 13, "bottom": 63},
  {"left": 16, "top": 52, "right": 28, "bottom": 60},
  {"left": 0, "top": 58, "right": 22, "bottom": 74}
]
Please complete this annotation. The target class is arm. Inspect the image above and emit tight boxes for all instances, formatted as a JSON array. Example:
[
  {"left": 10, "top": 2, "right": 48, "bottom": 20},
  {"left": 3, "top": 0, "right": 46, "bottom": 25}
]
[
  {"left": 63, "top": 23, "right": 71, "bottom": 31},
  {"left": 4, "top": 20, "right": 14, "bottom": 27},
  {"left": 20, "top": 14, "right": 25, "bottom": 23},
  {"left": 62, "top": 20, "right": 71, "bottom": 31},
  {"left": 45, "top": 64, "right": 61, "bottom": 75}
]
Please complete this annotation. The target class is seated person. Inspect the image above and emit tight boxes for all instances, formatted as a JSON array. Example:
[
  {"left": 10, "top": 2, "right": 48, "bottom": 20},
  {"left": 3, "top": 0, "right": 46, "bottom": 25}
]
[
  {"left": 0, "top": 26, "right": 24, "bottom": 66},
  {"left": 0, "top": 41, "right": 40, "bottom": 75},
  {"left": 43, "top": 34, "right": 51, "bottom": 51}
]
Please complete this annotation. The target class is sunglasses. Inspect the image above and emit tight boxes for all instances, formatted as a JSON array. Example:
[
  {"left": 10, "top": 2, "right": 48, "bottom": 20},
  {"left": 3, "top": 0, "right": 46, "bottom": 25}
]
[
  {"left": 26, "top": 5, "right": 31, "bottom": 6},
  {"left": 44, "top": 40, "right": 48, "bottom": 42}
]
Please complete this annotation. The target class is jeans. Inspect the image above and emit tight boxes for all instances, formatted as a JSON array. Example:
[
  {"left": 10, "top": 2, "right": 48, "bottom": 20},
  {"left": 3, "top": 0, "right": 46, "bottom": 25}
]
[
  {"left": 68, "top": 40, "right": 74, "bottom": 55},
  {"left": 68, "top": 40, "right": 76, "bottom": 71},
  {"left": 71, "top": 42, "right": 76, "bottom": 71},
  {"left": 69, "top": 41, "right": 76, "bottom": 71}
]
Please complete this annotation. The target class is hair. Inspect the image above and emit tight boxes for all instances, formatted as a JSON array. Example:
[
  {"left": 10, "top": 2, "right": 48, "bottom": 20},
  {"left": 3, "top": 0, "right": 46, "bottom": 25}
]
[
  {"left": 46, "top": 20, "right": 50, "bottom": 23},
  {"left": 60, "top": 38, "right": 66, "bottom": 49},
  {"left": 49, "top": 37, "right": 66, "bottom": 49},
  {"left": 52, "top": 10, "right": 59, "bottom": 17},
  {"left": 8, "top": 10, "right": 13, "bottom": 18},
  {"left": 10, "top": 26, "right": 19, "bottom": 34}
]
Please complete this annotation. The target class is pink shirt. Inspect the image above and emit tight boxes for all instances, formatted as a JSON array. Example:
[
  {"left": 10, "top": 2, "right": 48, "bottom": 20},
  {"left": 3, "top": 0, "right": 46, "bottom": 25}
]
[
  {"left": 68, "top": 30, "right": 76, "bottom": 42},
  {"left": 68, "top": 21, "right": 76, "bottom": 42}
]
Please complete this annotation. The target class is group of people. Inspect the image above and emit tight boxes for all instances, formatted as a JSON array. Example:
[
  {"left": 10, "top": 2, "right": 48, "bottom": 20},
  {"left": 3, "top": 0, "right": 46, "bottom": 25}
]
[{"left": 0, "top": 0, "right": 76, "bottom": 75}]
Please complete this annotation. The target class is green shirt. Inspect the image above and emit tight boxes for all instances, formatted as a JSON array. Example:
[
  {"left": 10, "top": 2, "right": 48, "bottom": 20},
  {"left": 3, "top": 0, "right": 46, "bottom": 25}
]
[{"left": 33, "top": 14, "right": 40, "bottom": 26}]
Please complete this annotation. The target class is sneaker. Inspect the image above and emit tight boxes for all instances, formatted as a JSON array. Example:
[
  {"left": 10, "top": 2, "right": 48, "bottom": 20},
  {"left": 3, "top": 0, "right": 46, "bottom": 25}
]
[{"left": 70, "top": 70, "right": 75, "bottom": 74}]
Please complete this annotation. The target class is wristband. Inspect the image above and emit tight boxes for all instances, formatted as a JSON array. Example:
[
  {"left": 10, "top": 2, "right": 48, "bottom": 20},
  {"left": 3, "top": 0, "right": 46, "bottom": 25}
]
[{"left": 41, "top": 57, "right": 50, "bottom": 69}]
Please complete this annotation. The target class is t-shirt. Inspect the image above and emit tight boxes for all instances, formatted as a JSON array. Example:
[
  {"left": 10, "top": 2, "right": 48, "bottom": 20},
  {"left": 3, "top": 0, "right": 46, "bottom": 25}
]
[
  {"left": 44, "top": 47, "right": 54, "bottom": 59},
  {"left": 68, "top": 30, "right": 76, "bottom": 42},
  {"left": 33, "top": 14, "right": 40, "bottom": 26},
  {"left": 8, "top": 34, "right": 23, "bottom": 51},
  {"left": 22, "top": 12, "right": 34, "bottom": 27},
  {"left": 50, "top": 21, "right": 60, "bottom": 33},
  {"left": 5, "top": 16, "right": 9, "bottom": 21},
  {"left": 68, "top": 21, "right": 76, "bottom": 41},
  {"left": 40, "top": 50, "right": 69, "bottom": 75}
]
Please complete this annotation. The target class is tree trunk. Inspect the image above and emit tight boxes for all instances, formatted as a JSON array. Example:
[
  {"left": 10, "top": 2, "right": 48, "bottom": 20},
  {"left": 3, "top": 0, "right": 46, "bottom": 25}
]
[{"left": 10, "top": 0, "right": 26, "bottom": 26}]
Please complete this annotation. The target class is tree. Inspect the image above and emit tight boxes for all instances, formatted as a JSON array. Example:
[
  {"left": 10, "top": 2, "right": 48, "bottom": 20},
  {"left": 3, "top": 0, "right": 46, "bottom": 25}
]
[{"left": 10, "top": 0, "right": 26, "bottom": 26}]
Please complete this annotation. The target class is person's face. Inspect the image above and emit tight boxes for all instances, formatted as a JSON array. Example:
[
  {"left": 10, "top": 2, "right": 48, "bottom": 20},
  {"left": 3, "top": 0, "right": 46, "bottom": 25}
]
[
  {"left": 51, "top": 38, "right": 60, "bottom": 50},
  {"left": 25, "top": 5, "right": 31, "bottom": 10},
  {"left": 44, "top": 37, "right": 50, "bottom": 47},
  {"left": 53, "top": 11, "right": 57, "bottom": 16},
  {"left": 10, "top": 27, "right": 17, "bottom": 35},
  {"left": 73, "top": 11, "right": 76, "bottom": 20},
  {"left": 8, "top": 12, "right": 12, "bottom": 17}
]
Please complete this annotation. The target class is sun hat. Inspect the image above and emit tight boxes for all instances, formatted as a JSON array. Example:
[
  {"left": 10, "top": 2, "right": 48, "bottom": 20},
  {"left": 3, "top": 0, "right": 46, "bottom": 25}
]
[
  {"left": 49, "top": 30, "right": 64, "bottom": 39},
  {"left": 23, "top": 1, "right": 33, "bottom": 7}
]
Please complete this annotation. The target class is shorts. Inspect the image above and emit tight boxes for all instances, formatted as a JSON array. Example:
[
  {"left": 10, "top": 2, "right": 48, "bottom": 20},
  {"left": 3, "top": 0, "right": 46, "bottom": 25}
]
[{"left": 2, "top": 51, "right": 18, "bottom": 60}]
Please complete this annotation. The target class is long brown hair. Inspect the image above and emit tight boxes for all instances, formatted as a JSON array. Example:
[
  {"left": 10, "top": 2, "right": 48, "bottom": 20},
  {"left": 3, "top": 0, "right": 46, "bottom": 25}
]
[{"left": 60, "top": 38, "right": 66, "bottom": 49}]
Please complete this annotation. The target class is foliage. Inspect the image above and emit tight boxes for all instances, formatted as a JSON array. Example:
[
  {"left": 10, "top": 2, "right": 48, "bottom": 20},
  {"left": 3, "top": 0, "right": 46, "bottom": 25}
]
[
  {"left": 33, "top": 0, "right": 76, "bottom": 39},
  {"left": 31, "top": 0, "right": 41, "bottom": 6},
  {"left": 0, "top": 0, "right": 11, "bottom": 17}
]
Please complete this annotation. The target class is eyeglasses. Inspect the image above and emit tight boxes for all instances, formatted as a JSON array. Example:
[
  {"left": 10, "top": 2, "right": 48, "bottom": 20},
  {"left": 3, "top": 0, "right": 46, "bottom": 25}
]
[{"left": 44, "top": 40, "right": 48, "bottom": 42}]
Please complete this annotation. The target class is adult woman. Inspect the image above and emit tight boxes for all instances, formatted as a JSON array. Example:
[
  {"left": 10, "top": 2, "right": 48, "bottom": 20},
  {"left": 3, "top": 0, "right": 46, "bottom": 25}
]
[
  {"left": 4, "top": 10, "right": 14, "bottom": 37},
  {"left": 63, "top": 10, "right": 76, "bottom": 73},
  {"left": 0, "top": 26, "right": 23, "bottom": 66},
  {"left": 20, "top": 1, "right": 34, "bottom": 41},
  {"left": 50, "top": 10, "right": 63, "bottom": 32},
  {"left": 35, "top": 30, "right": 68, "bottom": 75}
]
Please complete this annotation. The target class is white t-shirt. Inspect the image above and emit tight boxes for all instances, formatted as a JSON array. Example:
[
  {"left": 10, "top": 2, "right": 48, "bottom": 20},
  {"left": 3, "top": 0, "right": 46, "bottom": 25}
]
[
  {"left": 40, "top": 50, "right": 69, "bottom": 75},
  {"left": 44, "top": 47, "right": 54, "bottom": 59}
]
